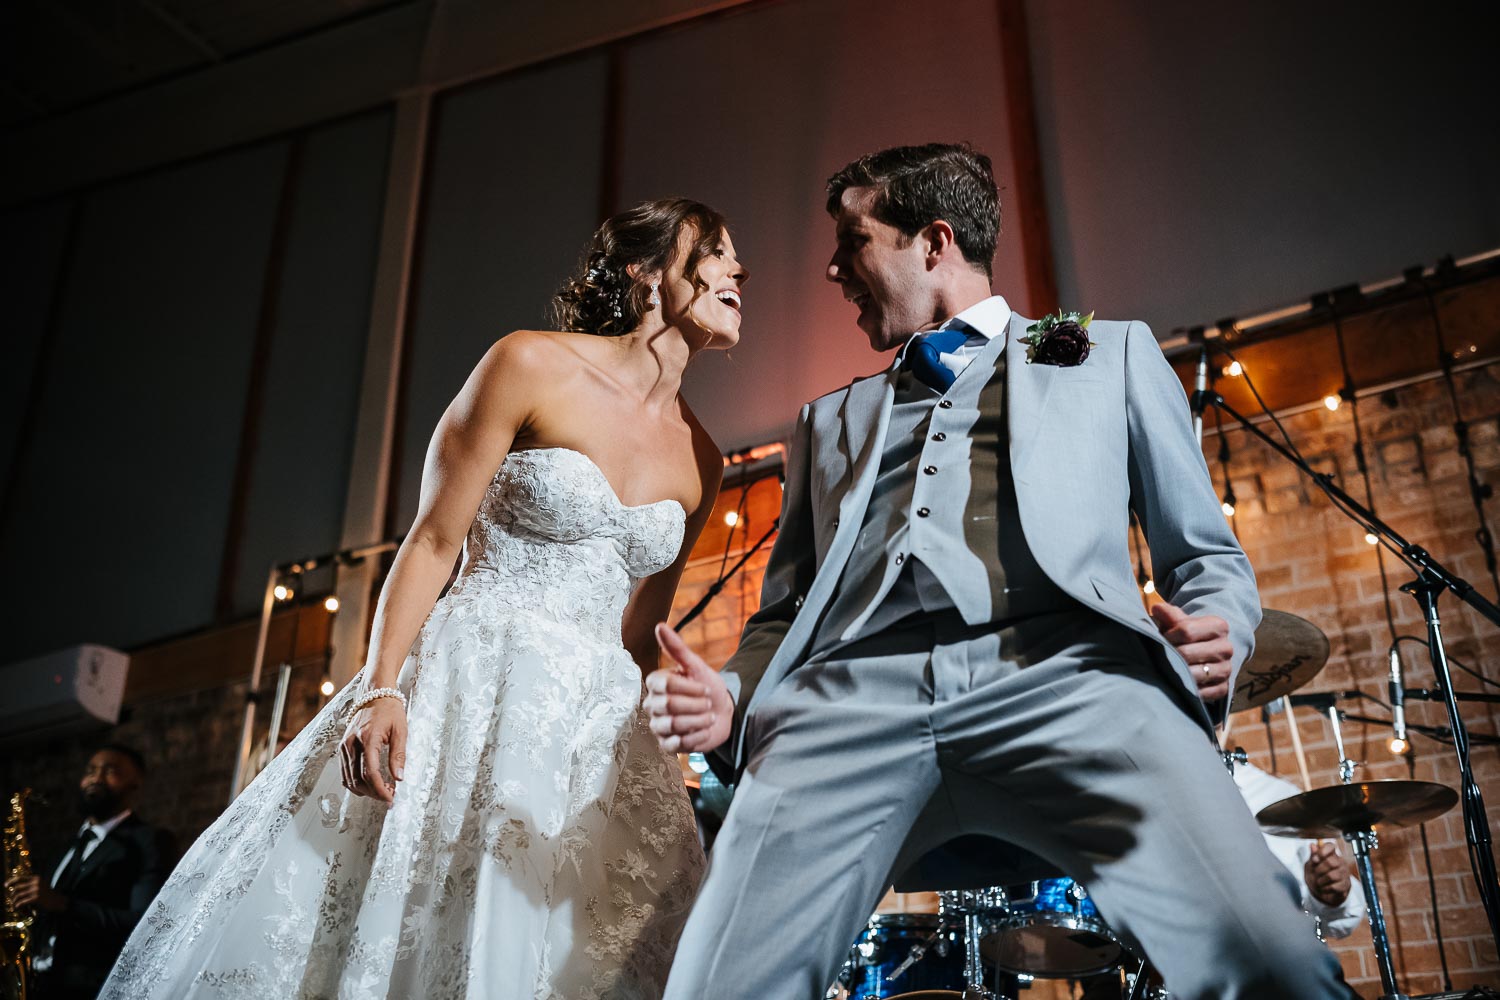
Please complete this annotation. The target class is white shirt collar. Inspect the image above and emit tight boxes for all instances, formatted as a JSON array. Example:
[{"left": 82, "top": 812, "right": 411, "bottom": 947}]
[
  {"left": 895, "top": 294, "right": 1013, "bottom": 367},
  {"left": 82, "top": 809, "right": 132, "bottom": 841},
  {"left": 936, "top": 293, "right": 1012, "bottom": 341}
]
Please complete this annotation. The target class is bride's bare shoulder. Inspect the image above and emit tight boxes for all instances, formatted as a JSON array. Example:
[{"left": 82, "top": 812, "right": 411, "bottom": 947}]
[
  {"left": 473, "top": 329, "right": 598, "bottom": 379},
  {"left": 483, "top": 329, "right": 615, "bottom": 369}
]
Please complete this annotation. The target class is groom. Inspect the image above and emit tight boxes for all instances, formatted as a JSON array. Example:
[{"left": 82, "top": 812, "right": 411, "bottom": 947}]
[{"left": 647, "top": 143, "right": 1346, "bottom": 997}]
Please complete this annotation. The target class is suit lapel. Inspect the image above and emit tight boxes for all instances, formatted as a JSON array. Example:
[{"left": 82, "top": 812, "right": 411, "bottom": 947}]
[
  {"left": 837, "top": 361, "right": 898, "bottom": 494},
  {"left": 74, "top": 818, "right": 131, "bottom": 884},
  {"left": 758, "top": 362, "right": 897, "bottom": 692},
  {"left": 1005, "top": 313, "right": 1057, "bottom": 484}
]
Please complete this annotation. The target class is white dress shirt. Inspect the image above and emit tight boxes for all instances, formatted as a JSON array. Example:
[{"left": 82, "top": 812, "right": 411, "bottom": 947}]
[{"left": 1233, "top": 763, "right": 1365, "bottom": 939}]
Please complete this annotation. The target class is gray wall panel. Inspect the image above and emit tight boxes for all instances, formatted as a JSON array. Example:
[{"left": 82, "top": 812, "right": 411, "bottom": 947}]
[
  {"left": 0, "top": 199, "right": 73, "bottom": 490},
  {"left": 1027, "top": 0, "right": 1500, "bottom": 331},
  {"left": 1, "top": 142, "right": 288, "bottom": 660},
  {"left": 617, "top": 0, "right": 1032, "bottom": 451},
  {"left": 230, "top": 110, "right": 395, "bottom": 614},
  {"left": 395, "top": 54, "right": 609, "bottom": 529}
]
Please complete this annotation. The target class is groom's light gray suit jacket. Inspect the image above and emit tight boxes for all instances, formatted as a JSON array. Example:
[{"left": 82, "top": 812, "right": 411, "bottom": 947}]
[{"left": 715, "top": 309, "right": 1261, "bottom": 777}]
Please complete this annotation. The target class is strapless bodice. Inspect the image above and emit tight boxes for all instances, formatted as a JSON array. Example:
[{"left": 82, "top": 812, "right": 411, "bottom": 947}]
[{"left": 449, "top": 447, "right": 686, "bottom": 645}]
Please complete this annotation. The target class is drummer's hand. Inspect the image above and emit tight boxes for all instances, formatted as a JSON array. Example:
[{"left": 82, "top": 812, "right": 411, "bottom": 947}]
[
  {"left": 1150, "top": 601, "right": 1233, "bottom": 702},
  {"left": 1305, "top": 841, "right": 1352, "bottom": 907},
  {"left": 339, "top": 695, "right": 406, "bottom": 804},
  {"left": 646, "top": 624, "right": 733, "bottom": 753}
]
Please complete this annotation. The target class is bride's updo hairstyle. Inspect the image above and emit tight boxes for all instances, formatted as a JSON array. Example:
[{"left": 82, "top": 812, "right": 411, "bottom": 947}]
[{"left": 551, "top": 198, "right": 729, "bottom": 337}]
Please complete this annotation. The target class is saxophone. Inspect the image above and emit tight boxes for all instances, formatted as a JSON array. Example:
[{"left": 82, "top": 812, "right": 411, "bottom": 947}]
[{"left": 1, "top": 789, "right": 36, "bottom": 1000}]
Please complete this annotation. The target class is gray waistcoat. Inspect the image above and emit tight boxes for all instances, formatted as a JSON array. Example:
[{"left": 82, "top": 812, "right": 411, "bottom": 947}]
[{"left": 811, "top": 334, "right": 1070, "bottom": 654}]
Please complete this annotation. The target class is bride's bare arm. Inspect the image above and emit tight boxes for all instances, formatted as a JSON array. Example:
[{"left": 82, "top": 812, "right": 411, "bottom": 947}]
[
  {"left": 341, "top": 334, "right": 539, "bottom": 802},
  {"left": 619, "top": 423, "right": 723, "bottom": 675}
]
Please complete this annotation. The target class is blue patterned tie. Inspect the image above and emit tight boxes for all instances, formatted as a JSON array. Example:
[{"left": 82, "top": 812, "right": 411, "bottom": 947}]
[{"left": 905, "top": 328, "right": 969, "bottom": 393}]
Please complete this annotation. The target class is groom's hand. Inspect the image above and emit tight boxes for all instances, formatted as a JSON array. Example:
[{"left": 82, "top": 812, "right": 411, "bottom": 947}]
[
  {"left": 1150, "top": 601, "right": 1233, "bottom": 702},
  {"left": 646, "top": 623, "right": 733, "bottom": 753}
]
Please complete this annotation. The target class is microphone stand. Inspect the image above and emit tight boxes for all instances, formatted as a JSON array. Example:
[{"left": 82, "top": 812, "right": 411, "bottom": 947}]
[
  {"left": 1194, "top": 386, "right": 1500, "bottom": 953},
  {"left": 674, "top": 519, "right": 780, "bottom": 630}
]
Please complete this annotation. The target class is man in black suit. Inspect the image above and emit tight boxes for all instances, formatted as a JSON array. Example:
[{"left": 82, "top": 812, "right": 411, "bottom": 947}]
[{"left": 6, "top": 744, "right": 176, "bottom": 999}]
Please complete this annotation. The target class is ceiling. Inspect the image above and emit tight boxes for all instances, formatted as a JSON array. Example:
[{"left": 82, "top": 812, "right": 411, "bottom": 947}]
[{"left": 0, "top": 0, "right": 419, "bottom": 130}]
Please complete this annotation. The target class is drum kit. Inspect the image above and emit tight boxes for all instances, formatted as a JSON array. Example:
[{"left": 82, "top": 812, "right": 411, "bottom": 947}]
[{"left": 829, "top": 609, "right": 1465, "bottom": 1000}]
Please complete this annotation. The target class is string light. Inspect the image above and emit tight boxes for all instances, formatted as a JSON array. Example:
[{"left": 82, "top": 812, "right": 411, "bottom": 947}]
[
  {"left": 1364, "top": 531, "right": 1379, "bottom": 546},
  {"left": 320, "top": 677, "right": 336, "bottom": 697},
  {"left": 1323, "top": 394, "right": 1342, "bottom": 412},
  {"left": 723, "top": 510, "right": 739, "bottom": 527},
  {"left": 324, "top": 595, "right": 340, "bottom": 613},
  {"left": 1142, "top": 579, "right": 1156, "bottom": 594},
  {"left": 273, "top": 584, "right": 292, "bottom": 602},
  {"left": 1221, "top": 483, "right": 1237, "bottom": 518},
  {"left": 1222, "top": 360, "right": 1243, "bottom": 378}
]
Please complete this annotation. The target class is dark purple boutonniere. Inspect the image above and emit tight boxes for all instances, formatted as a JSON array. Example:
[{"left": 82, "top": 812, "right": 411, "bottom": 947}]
[{"left": 1022, "top": 310, "right": 1097, "bottom": 366}]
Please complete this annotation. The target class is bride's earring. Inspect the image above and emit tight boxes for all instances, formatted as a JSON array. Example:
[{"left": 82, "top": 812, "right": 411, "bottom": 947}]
[{"left": 648, "top": 282, "right": 660, "bottom": 308}]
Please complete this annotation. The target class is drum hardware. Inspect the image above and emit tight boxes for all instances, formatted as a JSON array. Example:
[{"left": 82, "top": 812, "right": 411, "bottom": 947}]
[
  {"left": 1219, "top": 746, "right": 1247, "bottom": 773},
  {"left": 1256, "top": 703, "right": 1459, "bottom": 1000},
  {"left": 1123, "top": 956, "right": 1170, "bottom": 1000},
  {"left": 882, "top": 925, "right": 942, "bottom": 982},
  {"left": 939, "top": 890, "right": 1002, "bottom": 1000}
]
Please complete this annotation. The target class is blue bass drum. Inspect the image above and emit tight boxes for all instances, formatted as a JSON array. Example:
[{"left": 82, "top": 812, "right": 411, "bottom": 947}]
[{"left": 981, "top": 878, "right": 1123, "bottom": 978}]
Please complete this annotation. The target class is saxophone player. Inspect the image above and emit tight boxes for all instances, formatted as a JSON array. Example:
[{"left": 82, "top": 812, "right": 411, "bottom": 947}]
[{"left": 5, "top": 746, "right": 174, "bottom": 1000}]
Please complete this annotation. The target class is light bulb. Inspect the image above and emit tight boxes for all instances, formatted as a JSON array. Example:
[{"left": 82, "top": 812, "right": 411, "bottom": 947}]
[
  {"left": 1143, "top": 579, "right": 1156, "bottom": 594},
  {"left": 1222, "top": 501, "right": 1236, "bottom": 517},
  {"left": 324, "top": 595, "right": 340, "bottom": 613},
  {"left": 1223, "top": 361, "right": 1243, "bottom": 377},
  {"left": 724, "top": 510, "right": 739, "bottom": 527},
  {"left": 1323, "top": 394, "right": 1341, "bottom": 411},
  {"left": 320, "top": 678, "right": 336, "bottom": 697},
  {"left": 1388, "top": 736, "right": 1408, "bottom": 755},
  {"left": 1364, "top": 532, "right": 1379, "bottom": 546},
  {"left": 273, "top": 584, "right": 290, "bottom": 601}
]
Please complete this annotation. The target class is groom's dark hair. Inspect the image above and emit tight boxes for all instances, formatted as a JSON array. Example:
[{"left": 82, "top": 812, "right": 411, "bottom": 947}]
[{"left": 826, "top": 142, "right": 999, "bottom": 280}]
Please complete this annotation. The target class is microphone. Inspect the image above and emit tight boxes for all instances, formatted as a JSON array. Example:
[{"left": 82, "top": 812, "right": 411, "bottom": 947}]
[
  {"left": 1388, "top": 644, "right": 1408, "bottom": 755},
  {"left": 1192, "top": 344, "right": 1209, "bottom": 443}
]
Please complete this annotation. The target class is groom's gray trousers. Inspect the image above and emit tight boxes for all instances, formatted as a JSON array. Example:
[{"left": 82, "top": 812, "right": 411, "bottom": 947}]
[{"left": 662, "top": 607, "right": 1347, "bottom": 1000}]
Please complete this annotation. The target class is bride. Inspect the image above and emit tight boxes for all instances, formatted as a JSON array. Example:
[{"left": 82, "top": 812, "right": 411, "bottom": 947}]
[{"left": 101, "top": 198, "right": 748, "bottom": 999}]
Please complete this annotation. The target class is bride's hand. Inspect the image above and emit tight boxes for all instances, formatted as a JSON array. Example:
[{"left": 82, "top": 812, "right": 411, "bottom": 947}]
[{"left": 339, "top": 696, "right": 407, "bottom": 804}]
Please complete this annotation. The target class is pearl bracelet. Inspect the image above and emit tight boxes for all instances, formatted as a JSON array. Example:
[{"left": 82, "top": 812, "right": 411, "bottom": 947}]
[{"left": 352, "top": 687, "right": 407, "bottom": 713}]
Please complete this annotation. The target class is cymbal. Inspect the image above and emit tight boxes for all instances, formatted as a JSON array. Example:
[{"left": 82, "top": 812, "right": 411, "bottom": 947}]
[
  {"left": 1228, "top": 609, "right": 1330, "bottom": 714},
  {"left": 1256, "top": 779, "right": 1459, "bottom": 838}
]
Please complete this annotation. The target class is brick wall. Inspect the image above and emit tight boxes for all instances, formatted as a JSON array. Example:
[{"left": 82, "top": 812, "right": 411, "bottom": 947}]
[{"left": 1201, "top": 362, "right": 1500, "bottom": 995}]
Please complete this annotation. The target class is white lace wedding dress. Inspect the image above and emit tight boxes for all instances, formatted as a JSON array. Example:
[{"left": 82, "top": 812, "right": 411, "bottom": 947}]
[{"left": 102, "top": 448, "right": 707, "bottom": 999}]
